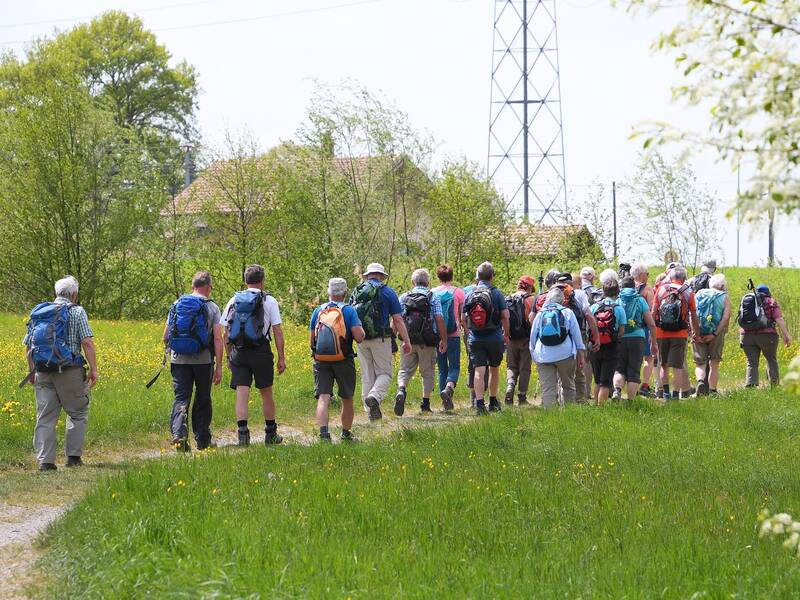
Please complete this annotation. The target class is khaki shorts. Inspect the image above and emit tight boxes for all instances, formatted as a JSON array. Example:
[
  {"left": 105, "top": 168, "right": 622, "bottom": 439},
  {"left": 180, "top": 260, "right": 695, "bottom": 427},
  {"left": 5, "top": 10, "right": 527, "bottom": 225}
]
[
  {"left": 692, "top": 334, "right": 725, "bottom": 364},
  {"left": 657, "top": 337, "right": 688, "bottom": 369}
]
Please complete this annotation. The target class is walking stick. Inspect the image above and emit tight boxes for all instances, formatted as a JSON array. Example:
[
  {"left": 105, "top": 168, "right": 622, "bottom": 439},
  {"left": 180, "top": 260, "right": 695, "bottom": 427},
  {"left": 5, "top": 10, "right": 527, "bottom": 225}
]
[{"left": 145, "top": 348, "right": 168, "bottom": 389}]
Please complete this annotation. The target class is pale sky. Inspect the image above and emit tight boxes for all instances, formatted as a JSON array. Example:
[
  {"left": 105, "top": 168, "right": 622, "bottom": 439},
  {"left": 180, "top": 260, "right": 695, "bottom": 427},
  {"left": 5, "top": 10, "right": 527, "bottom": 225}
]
[{"left": 2, "top": 0, "right": 798, "bottom": 267}]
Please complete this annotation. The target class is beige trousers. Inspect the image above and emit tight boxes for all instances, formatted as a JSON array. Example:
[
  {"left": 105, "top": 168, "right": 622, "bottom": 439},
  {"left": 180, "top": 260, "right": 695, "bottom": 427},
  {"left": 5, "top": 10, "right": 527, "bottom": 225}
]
[
  {"left": 33, "top": 367, "right": 90, "bottom": 464},
  {"left": 398, "top": 344, "right": 437, "bottom": 396},
  {"left": 357, "top": 337, "right": 394, "bottom": 408},
  {"left": 536, "top": 356, "right": 577, "bottom": 409}
]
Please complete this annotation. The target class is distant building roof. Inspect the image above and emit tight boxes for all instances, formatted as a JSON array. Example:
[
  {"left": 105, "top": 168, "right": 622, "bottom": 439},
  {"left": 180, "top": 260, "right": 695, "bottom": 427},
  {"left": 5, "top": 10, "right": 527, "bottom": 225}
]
[{"left": 504, "top": 224, "right": 595, "bottom": 258}]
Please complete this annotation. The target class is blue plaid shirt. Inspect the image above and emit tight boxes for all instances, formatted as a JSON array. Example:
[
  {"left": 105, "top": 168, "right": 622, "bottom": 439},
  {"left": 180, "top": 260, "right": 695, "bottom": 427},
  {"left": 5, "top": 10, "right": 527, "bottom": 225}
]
[
  {"left": 399, "top": 286, "right": 443, "bottom": 318},
  {"left": 54, "top": 298, "right": 93, "bottom": 357}
]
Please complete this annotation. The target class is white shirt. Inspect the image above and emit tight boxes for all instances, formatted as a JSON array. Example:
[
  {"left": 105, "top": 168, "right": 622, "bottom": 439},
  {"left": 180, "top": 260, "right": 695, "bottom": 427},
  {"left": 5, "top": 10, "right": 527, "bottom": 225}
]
[
  {"left": 572, "top": 288, "right": 590, "bottom": 316},
  {"left": 222, "top": 289, "right": 282, "bottom": 336}
]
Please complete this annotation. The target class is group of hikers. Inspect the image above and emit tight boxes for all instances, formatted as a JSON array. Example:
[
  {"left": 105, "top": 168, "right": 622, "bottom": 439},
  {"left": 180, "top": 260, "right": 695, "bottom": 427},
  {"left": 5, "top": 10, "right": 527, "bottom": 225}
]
[{"left": 23, "top": 259, "right": 793, "bottom": 469}]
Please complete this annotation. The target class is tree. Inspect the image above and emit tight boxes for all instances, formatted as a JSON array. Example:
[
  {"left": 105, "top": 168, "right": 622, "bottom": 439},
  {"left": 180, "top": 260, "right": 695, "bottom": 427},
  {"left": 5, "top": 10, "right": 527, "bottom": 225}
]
[
  {"left": 620, "top": 0, "right": 800, "bottom": 219},
  {"left": 624, "top": 152, "right": 721, "bottom": 271},
  {"left": 562, "top": 179, "right": 626, "bottom": 261}
]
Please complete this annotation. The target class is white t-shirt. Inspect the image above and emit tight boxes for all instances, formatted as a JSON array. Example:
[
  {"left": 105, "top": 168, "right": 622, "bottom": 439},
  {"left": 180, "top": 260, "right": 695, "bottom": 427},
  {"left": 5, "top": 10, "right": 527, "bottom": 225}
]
[
  {"left": 222, "top": 289, "right": 282, "bottom": 337},
  {"left": 572, "top": 288, "right": 590, "bottom": 316}
]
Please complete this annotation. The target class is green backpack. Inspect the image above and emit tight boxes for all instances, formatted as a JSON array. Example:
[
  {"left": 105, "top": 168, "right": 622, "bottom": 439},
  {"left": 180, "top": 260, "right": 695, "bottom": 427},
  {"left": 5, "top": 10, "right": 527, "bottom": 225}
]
[{"left": 349, "top": 281, "right": 389, "bottom": 340}]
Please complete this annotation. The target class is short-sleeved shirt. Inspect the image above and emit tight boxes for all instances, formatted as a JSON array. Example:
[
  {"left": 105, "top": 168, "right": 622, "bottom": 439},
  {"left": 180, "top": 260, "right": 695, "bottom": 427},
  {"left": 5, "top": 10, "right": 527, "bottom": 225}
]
[
  {"left": 621, "top": 295, "right": 651, "bottom": 339},
  {"left": 24, "top": 297, "right": 94, "bottom": 359},
  {"left": 464, "top": 281, "right": 508, "bottom": 343},
  {"left": 399, "top": 286, "right": 443, "bottom": 319},
  {"left": 222, "top": 289, "right": 282, "bottom": 338},
  {"left": 740, "top": 295, "right": 782, "bottom": 335},
  {"left": 432, "top": 284, "right": 465, "bottom": 338},
  {"left": 653, "top": 284, "right": 696, "bottom": 339},
  {"left": 167, "top": 292, "right": 222, "bottom": 365},
  {"left": 309, "top": 301, "right": 362, "bottom": 356},
  {"left": 364, "top": 278, "right": 403, "bottom": 329},
  {"left": 590, "top": 299, "right": 628, "bottom": 338}
]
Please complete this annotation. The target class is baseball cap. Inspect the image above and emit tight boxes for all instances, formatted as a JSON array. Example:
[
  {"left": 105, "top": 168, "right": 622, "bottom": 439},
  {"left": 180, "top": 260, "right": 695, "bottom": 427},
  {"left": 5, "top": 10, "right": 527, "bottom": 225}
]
[
  {"left": 518, "top": 275, "right": 536, "bottom": 289},
  {"left": 756, "top": 284, "right": 771, "bottom": 296}
]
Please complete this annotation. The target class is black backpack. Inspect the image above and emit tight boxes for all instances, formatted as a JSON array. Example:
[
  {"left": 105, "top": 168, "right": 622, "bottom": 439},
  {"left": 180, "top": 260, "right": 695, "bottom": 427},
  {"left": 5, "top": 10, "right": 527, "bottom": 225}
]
[
  {"left": 506, "top": 293, "right": 532, "bottom": 340},
  {"left": 738, "top": 292, "right": 773, "bottom": 331},
  {"left": 464, "top": 286, "right": 497, "bottom": 332},
  {"left": 402, "top": 292, "right": 439, "bottom": 346},
  {"left": 692, "top": 272, "right": 711, "bottom": 293}
]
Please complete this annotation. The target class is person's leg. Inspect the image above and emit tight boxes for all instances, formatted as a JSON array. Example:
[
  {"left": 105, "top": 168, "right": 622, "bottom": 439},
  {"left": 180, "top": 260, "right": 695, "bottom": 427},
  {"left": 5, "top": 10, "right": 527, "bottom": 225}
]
[
  {"left": 537, "top": 363, "right": 558, "bottom": 408},
  {"left": 740, "top": 334, "right": 761, "bottom": 387},
  {"left": 760, "top": 333, "right": 780, "bottom": 386},
  {"left": 708, "top": 360, "right": 721, "bottom": 391},
  {"left": 169, "top": 363, "right": 193, "bottom": 444},
  {"left": 419, "top": 346, "right": 436, "bottom": 400},
  {"left": 191, "top": 363, "right": 213, "bottom": 448},
  {"left": 446, "top": 336, "right": 460, "bottom": 388},
  {"left": 33, "top": 372, "right": 61, "bottom": 466},
  {"left": 259, "top": 386, "right": 276, "bottom": 420},
  {"left": 597, "top": 386, "right": 610, "bottom": 403},
  {"left": 369, "top": 339, "right": 394, "bottom": 404},
  {"left": 235, "top": 386, "right": 251, "bottom": 420},
  {"left": 488, "top": 366, "right": 500, "bottom": 398},
  {"left": 56, "top": 368, "right": 90, "bottom": 461},
  {"left": 397, "top": 348, "right": 418, "bottom": 390},
  {"left": 437, "top": 345, "right": 449, "bottom": 394},
  {"left": 517, "top": 340, "right": 533, "bottom": 401},
  {"left": 316, "top": 393, "right": 331, "bottom": 429},
  {"left": 556, "top": 356, "right": 578, "bottom": 403},
  {"left": 341, "top": 398, "right": 355, "bottom": 432},
  {"left": 357, "top": 340, "right": 376, "bottom": 408},
  {"left": 574, "top": 355, "right": 587, "bottom": 401},
  {"left": 505, "top": 341, "right": 520, "bottom": 402}
]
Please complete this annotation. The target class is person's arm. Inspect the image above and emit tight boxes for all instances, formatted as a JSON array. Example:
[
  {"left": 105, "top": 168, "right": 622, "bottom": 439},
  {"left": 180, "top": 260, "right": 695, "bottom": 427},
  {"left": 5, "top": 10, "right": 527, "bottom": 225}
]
[
  {"left": 689, "top": 295, "right": 701, "bottom": 341},
  {"left": 584, "top": 308, "right": 600, "bottom": 352},
  {"left": 391, "top": 313, "right": 412, "bottom": 354},
  {"left": 568, "top": 312, "right": 586, "bottom": 369},
  {"left": 644, "top": 311, "right": 658, "bottom": 358},
  {"left": 223, "top": 326, "right": 232, "bottom": 367},
  {"left": 23, "top": 344, "right": 35, "bottom": 385},
  {"left": 81, "top": 337, "right": 98, "bottom": 387},
  {"left": 273, "top": 324, "right": 286, "bottom": 374},
  {"left": 776, "top": 316, "right": 792, "bottom": 346},
  {"left": 212, "top": 323, "right": 223, "bottom": 385},
  {"left": 501, "top": 309, "right": 510, "bottom": 344},
  {"left": 162, "top": 324, "right": 169, "bottom": 346},
  {"left": 352, "top": 325, "right": 365, "bottom": 344},
  {"left": 435, "top": 315, "right": 447, "bottom": 354}
]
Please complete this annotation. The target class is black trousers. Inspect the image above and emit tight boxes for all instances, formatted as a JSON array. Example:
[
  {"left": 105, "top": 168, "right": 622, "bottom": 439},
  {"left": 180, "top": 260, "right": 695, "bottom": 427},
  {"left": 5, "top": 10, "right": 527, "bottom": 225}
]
[{"left": 170, "top": 363, "right": 213, "bottom": 445}]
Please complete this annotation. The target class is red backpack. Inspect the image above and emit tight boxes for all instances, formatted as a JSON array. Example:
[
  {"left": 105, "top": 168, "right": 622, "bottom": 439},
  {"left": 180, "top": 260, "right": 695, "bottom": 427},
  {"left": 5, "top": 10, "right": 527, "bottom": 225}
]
[{"left": 594, "top": 300, "right": 618, "bottom": 346}]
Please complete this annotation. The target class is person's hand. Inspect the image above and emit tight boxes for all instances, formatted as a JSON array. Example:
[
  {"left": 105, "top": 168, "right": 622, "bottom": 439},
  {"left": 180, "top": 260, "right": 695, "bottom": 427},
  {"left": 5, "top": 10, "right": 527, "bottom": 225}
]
[
  {"left": 277, "top": 358, "right": 286, "bottom": 375},
  {"left": 213, "top": 366, "right": 222, "bottom": 385},
  {"left": 784, "top": 335, "right": 792, "bottom": 348},
  {"left": 650, "top": 343, "right": 658, "bottom": 359},
  {"left": 591, "top": 341, "right": 600, "bottom": 353},
  {"left": 26, "top": 372, "right": 35, "bottom": 386},
  {"left": 577, "top": 353, "right": 585, "bottom": 370},
  {"left": 87, "top": 369, "right": 98, "bottom": 387},
  {"left": 402, "top": 340, "right": 412, "bottom": 355},
  {"left": 503, "top": 333, "right": 510, "bottom": 346},
  {"left": 438, "top": 340, "right": 447, "bottom": 354}
]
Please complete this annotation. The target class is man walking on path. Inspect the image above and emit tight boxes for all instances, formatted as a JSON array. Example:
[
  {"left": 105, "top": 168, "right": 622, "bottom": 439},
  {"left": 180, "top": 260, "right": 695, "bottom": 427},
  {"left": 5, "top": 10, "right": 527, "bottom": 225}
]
[
  {"left": 463, "top": 262, "right": 510, "bottom": 414},
  {"left": 24, "top": 276, "right": 98, "bottom": 471},
  {"left": 739, "top": 283, "right": 792, "bottom": 387},
  {"left": 432, "top": 265, "right": 464, "bottom": 408},
  {"left": 222, "top": 265, "right": 286, "bottom": 446},
  {"left": 652, "top": 266, "right": 700, "bottom": 400},
  {"left": 504, "top": 276, "right": 536, "bottom": 406},
  {"left": 163, "top": 270, "right": 223, "bottom": 452},
  {"left": 395, "top": 269, "right": 448, "bottom": 415},
  {"left": 351, "top": 263, "right": 411, "bottom": 421},
  {"left": 310, "top": 278, "right": 365, "bottom": 442}
]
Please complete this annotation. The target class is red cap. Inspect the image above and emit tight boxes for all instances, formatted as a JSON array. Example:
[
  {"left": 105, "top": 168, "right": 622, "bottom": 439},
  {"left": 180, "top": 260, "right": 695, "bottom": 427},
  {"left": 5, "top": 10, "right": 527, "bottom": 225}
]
[{"left": 518, "top": 275, "right": 536, "bottom": 290}]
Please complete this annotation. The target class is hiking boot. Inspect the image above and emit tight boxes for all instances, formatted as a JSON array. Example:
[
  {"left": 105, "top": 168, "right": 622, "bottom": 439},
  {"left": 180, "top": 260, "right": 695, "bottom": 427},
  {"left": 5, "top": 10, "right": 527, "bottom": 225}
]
[
  {"left": 611, "top": 388, "right": 622, "bottom": 401},
  {"left": 638, "top": 385, "right": 652, "bottom": 398},
  {"left": 504, "top": 389, "right": 514, "bottom": 405},
  {"left": 39, "top": 462, "right": 57, "bottom": 472},
  {"left": 440, "top": 386, "right": 455, "bottom": 412},
  {"left": 687, "top": 386, "right": 696, "bottom": 397},
  {"left": 66, "top": 456, "right": 83, "bottom": 467},
  {"left": 264, "top": 429, "right": 283, "bottom": 445},
  {"left": 488, "top": 398, "right": 501, "bottom": 412},
  {"left": 420, "top": 399, "right": 433, "bottom": 413},
  {"left": 319, "top": 432, "right": 332, "bottom": 443},
  {"left": 695, "top": 382, "right": 709, "bottom": 397},
  {"left": 517, "top": 394, "right": 530, "bottom": 406},
  {"left": 238, "top": 428, "right": 250, "bottom": 447},
  {"left": 196, "top": 439, "right": 216, "bottom": 451},
  {"left": 475, "top": 400, "right": 488, "bottom": 416},
  {"left": 671, "top": 390, "right": 680, "bottom": 401},
  {"left": 172, "top": 438, "right": 190, "bottom": 453},
  {"left": 341, "top": 430, "right": 359, "bottom": 443},
  {"left": 366, "top": 396, "right": 382, "bottom": 421},
  {"left": 393, "top": 390, "right": 406, "bottom": 417}
]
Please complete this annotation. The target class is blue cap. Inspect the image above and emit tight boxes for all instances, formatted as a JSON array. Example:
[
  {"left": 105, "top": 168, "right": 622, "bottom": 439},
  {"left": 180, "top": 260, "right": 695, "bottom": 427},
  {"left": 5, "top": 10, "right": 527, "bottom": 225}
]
[{"left": 756, "top": 284, "right": 771, "bottom": 296}]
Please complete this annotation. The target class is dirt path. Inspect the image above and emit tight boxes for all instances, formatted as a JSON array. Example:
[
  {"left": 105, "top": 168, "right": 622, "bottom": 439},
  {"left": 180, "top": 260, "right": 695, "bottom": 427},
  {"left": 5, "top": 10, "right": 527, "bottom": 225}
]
[{"left": 0, "top": 401, "right": 487, "bottom": 598}]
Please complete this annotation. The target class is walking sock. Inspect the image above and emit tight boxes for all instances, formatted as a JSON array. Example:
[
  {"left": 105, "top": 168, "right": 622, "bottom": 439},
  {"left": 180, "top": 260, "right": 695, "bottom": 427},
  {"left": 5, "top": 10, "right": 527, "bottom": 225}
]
[
  {"left": 265, "top": 419, "right": 277, "bottom": 431},
  {"left": 319, "top": 425, "right": 329, "bottom": 435},
  {"left": 237, "top": 419, "right": 248, "bottom": 430}
]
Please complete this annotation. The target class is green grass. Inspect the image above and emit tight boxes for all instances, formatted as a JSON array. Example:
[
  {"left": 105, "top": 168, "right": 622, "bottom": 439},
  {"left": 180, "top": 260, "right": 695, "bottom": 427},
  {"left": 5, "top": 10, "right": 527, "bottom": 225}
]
[{"left": 40, "top": 388, "right": 800, "bottom": 598}]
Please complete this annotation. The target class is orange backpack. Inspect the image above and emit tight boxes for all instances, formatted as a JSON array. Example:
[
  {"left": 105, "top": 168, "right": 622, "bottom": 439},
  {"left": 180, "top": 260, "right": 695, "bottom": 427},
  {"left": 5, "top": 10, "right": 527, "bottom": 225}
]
[{"left": 313, "top": 305, "right": 348, "bottom": 362}]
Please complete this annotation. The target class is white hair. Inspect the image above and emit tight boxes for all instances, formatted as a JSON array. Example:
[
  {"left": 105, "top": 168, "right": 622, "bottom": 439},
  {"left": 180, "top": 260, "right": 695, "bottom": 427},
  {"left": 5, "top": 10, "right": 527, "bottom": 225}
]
[
  {"left": 328, "top": 277, "right": 348, "bottom": 299},
  {"left": 599, "top": 269, "right": 618, "bottom": 286},
  {"left": 631, "top": 263, "right": 649, "bottom": 279},
  {"left": 55, "top": 276, "right": 79, "bottom": 299},
  {"left": 411, "top": 268, "right": 430, "bottom": 287},
  {"left": 709, "top": 274, "right": 727, "bottom": 291},
  {"left": 546, "top": 288, "right": 564, "bottom": 305},
  {"left": 671, "top": 266, "right": 688, "bottom": 282},
  {"left": 580, "top": 266, "right": 595, "bottom": 279}
]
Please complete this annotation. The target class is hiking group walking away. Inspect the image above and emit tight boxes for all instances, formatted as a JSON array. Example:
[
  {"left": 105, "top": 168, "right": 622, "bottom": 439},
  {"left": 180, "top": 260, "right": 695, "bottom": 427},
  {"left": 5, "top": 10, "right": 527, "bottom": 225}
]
[{"left": 21, "top": 258, "right": 794, "bottom": 465}]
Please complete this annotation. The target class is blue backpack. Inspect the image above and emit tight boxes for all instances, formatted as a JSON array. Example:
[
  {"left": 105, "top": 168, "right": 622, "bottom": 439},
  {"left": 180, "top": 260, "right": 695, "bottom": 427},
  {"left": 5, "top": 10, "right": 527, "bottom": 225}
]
[
  {"left": 696, "top": 289, "right": 726, "bottom": 335},
  {"left": 26, "top": 302, "right": 83, "bottom": 372},
  {"left": 228, "top": 290, "right": 269, "bottom": 348},
  {"left": 619, "top": 288, "right": 644, "bottom": 333},
  {"left": 538, "top": 303, "right": 568, "bottom": 346},
  {"left": 434, "top": 289, "right": 457, "bottom": 334},
  {"left": 168, "top": 295, "right": 211, "bottom": 355}
]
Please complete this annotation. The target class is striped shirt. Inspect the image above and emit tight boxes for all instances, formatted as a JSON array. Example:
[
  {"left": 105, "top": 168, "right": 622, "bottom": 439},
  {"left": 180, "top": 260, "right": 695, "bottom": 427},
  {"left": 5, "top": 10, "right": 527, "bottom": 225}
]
[{"left": 399, "top": 286, "right": 444, "bottom": 319}]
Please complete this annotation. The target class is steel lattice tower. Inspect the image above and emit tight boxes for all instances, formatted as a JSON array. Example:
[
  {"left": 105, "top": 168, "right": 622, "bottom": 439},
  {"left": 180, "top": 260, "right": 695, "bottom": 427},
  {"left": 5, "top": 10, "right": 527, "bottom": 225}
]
[{"left": 488, "top": 0, "right": 567, "bottom": 224}]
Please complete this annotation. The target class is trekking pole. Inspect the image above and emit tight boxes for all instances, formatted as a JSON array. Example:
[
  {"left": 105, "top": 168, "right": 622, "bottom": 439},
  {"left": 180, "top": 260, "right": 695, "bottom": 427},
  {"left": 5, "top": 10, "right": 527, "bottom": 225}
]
[
  {"left": 145, "top": 348, "right": 168, "bottom": 389},
  {"left": 17, "top": 371, "right": 34, "bottom": 389}
]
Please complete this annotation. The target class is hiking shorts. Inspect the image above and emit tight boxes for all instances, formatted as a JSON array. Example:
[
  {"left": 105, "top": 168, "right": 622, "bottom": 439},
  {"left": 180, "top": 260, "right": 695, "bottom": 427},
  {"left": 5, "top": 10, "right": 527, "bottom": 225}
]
[
  {"left": 590, "top": 344, "right": 618, "bottom": 388},
  {"left": 616, "top": 337, "right": 645, "bottom": 384},
  {"left": 469, "top": 338, "right": 505, "bottom": 368},
  {"left": 692, "top": 334, "right": 725, "bottom": 364},
  {"left": 229, "top": 344, "right": 274, "bottom": 389},
  {"left": 657, "top": 337, "right": 688, "bottom": 369},
  {"left": 314, "top": 357, "right": 357, "bottom": 400}
]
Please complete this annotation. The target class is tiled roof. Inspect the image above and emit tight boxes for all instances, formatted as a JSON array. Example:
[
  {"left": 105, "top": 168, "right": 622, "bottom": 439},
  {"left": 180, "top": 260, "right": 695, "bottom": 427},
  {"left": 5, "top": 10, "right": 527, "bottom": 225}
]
[
  {"left": 504, "top": 224, "right": 594, "bottom": 258},
  {"left": 169, "top": 154, "right": 401, "bottom": 216}
]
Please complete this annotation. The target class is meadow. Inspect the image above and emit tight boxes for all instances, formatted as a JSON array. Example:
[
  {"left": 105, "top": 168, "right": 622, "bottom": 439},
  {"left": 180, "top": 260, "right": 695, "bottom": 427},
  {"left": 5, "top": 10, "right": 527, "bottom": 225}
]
[{"left": 1, "top": 265, "right": 798, "bottom": 597}]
